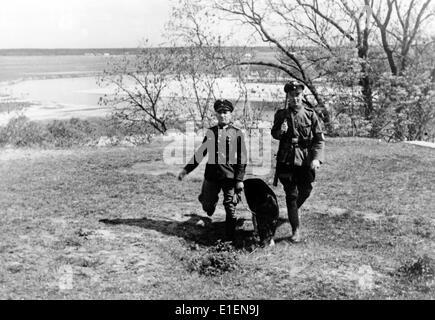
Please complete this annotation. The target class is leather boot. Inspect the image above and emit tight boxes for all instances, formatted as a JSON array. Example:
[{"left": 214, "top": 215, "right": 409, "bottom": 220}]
[{"left": 225, "top": 218, "right": 236, "bottom": 242}]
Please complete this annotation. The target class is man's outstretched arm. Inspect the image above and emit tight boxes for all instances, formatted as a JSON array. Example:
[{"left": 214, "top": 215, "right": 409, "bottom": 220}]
[{"left": 178, "top": 132, "right": 210, "bottom": 180}]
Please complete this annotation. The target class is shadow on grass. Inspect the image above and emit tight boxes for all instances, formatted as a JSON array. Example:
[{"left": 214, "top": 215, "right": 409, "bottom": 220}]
[{"left": 99, "top": 214, "right": 264, "bottom": 249}]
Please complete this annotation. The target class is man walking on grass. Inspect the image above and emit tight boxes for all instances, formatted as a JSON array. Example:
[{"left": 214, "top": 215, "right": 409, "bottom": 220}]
[
  {"left": 271, "top": 81, "right": 325, "bottom": 243},
  {"left": 178, "top": 99, "right": 247, "bottom": 242}
]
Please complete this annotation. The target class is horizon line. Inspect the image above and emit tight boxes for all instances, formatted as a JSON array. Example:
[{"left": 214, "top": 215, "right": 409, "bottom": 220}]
[{"left": 0, "top": 45, "right": 277, "bottom": 50}]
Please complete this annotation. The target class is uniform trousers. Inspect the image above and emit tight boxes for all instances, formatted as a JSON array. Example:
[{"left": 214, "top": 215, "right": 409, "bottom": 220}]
[
  {"left": 198, "top": 178, "right": 239, "bottom": 239},
  {"left": 278, "top": 165, "right": 315, "bottom": 232}
]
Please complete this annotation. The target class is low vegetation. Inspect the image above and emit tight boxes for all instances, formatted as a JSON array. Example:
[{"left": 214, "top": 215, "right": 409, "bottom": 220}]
[
  {"left": 0, "top": 116, "right": 154, "bottom": 148},
  {"left": 185, "top": 241, "right": 240, "bottom": 276}
]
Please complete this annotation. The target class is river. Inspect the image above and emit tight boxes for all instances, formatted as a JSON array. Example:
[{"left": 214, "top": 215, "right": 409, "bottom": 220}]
[{"left": 0, "top": 55, "right": 284, "bottom": 124}]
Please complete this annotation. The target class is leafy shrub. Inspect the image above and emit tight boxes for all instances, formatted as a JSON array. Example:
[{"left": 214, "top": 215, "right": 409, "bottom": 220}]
[
  {"left": 0, "top": 116, "right": 157, "bottom": 148},
  {"left": 103, "top": 116, "right": 156, "bottom": 138},
  {"left": 46, "top": 119, "right": 92, "bottom": 147},
  {"left": 371, "top": 71, "right": 435, "bottom": 141},
  {"left": 0, "top": 116, "right": 51, "bottom": 147},
  {"left": 187, "top": 241, "right": 240, "bottom": 276},
  {"left": 396, "top": 255, "right": 435, "bottom": 282}
]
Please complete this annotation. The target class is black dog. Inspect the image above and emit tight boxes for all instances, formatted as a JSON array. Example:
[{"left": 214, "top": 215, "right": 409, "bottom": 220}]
[{"left": 243, "top": 178, "right": 279, "bottom": 246}]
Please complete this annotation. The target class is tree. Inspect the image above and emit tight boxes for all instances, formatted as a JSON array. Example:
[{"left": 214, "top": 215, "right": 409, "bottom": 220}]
[
  {"left": 214, "top": 0, "right": 328, "bottom": 113},
  {"left": 97, "top": 44, "right": 181, "bottom": 134},
  {"left": 373, "top": 69, "right": 435, "bottom": 141},
  {"left": 290, "top": 0, "right": 434, "bottom": 120},
  {"left": 257, "top": 0, "right": 376, "bottom": 119},
  {"left": 212, "top": 0, "right": 434, "bottom": 135},
  {"left": 370, "top": 0, "right": 434, "bottom": 75},
  {"left": 209, "top": 0, "right": 386, "bottom": 127},
  {"left": 167, "top": 0, "right": 264, "bottom": 129},
  {"left": 372, "top": 34, "right": 435, "bottom": 141},
  {"left": 367, "top": 1, "right": 435, "bottom": 138},
  {"left": 174, "top": 48, "right": 220, "bottom": 129},
  {"left": 166, "top": 0, "right": 228, "bottom": 128}
]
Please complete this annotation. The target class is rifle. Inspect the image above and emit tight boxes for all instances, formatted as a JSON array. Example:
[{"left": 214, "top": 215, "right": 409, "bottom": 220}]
[
  {"left": 273, "top": 94, "right": 289, "bottom": 187},
  {"left": 272, "top": 164, "right": 280, "bottom": 187}
]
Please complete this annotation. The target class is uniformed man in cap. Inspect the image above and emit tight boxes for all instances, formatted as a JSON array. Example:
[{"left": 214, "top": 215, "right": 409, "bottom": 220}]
[
  {"left": 271, "top": 81, "right": 325, "bottom": 243},
  {"left": 178, "top": 99, "right": 247, "bottom": 242}
]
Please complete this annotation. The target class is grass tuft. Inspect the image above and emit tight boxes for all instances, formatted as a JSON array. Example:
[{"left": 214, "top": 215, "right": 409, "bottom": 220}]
[
  {"left": 186, "top": 241, "right": 240, "bottom": 276},
  {"left": 396, "top": 255, "right": 435, "bottom": 281}
]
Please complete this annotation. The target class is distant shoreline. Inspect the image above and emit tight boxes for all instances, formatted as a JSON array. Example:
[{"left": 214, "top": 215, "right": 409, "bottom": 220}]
[
  {"left": 0, "top": 46, "right": 277, "bottom": 56},
  {"left": 0, "top": 71, "right": 102, "bottom": 85},
  {"left": 0, "top": 48, "right": 141, "bottom": 56}
]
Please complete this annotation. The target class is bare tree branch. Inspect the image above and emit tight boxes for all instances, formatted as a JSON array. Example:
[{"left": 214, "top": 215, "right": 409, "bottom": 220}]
[{"left": 297, "top": 0, "right": 356, "bottom": 42}]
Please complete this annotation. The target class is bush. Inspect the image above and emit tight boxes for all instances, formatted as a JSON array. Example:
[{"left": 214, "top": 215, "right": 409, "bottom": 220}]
[
  {"left": 0, "top": 116, "right": 51, "bottom": 147},
  {"left": 0, "top": 116, "right": 156, "bottom": 148},
  {"left": 397, "top": 255, "right": 435, "bottom": 280},
  {"left": 46, "top": 118, "right": 95, "bottom": 147},
  {"left": 372, "top": 71, "right": 435, "bottom": 141},
  {"left": 187, "top": 241, "right": 240, "bottom": 277},
  {"left": 103, "top": 115, "right": 156, "bottom": 138},
  {"left": 395, "top": 255, "right": 435, "bottom": 288}
]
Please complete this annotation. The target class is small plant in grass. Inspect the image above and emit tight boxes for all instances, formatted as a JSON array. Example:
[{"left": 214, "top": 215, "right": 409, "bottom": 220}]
[
  {"left": 187, "top": 241, "right": 240, "bottom": 276},
  {"left": 413, "top": 217, "right": 433, "bottom": 239},
  {"left": 396, "top": 255, "right": 435, "bottom": 284}
]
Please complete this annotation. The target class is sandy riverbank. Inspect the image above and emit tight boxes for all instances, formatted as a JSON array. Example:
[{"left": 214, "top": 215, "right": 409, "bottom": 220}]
[
  {"left": 0, "top": 101, "right": 113, "bottom": 126},
  {"left": 0, "top": 75, "right": 282, "bottom": 126}
]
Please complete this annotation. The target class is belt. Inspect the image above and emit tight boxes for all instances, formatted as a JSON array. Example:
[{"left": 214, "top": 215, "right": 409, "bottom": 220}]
[{"left": 281, "top": 140, "right": 311, "bottom": 149}]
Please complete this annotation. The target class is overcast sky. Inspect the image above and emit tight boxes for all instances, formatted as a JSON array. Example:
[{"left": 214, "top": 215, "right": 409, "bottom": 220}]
[
  {"left": 0, "top": 0, "right": 173, "bottom": 48},
  {"left": 2, "top": 0, "right": 433, "bottom": 49}
]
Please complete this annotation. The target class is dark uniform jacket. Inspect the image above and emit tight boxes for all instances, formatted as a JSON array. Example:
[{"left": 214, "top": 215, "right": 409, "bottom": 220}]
[
  {"left": 271, "top": 106, "right": 325, "bottom": 168},
  {"left": 184, "top": 124, "right": 247, "bottom": 182}
]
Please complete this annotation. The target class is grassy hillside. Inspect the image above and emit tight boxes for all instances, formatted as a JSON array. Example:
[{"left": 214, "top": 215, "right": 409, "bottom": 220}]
[{"left": 0, "top": 138, "right": 434, "bottom": 299}]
